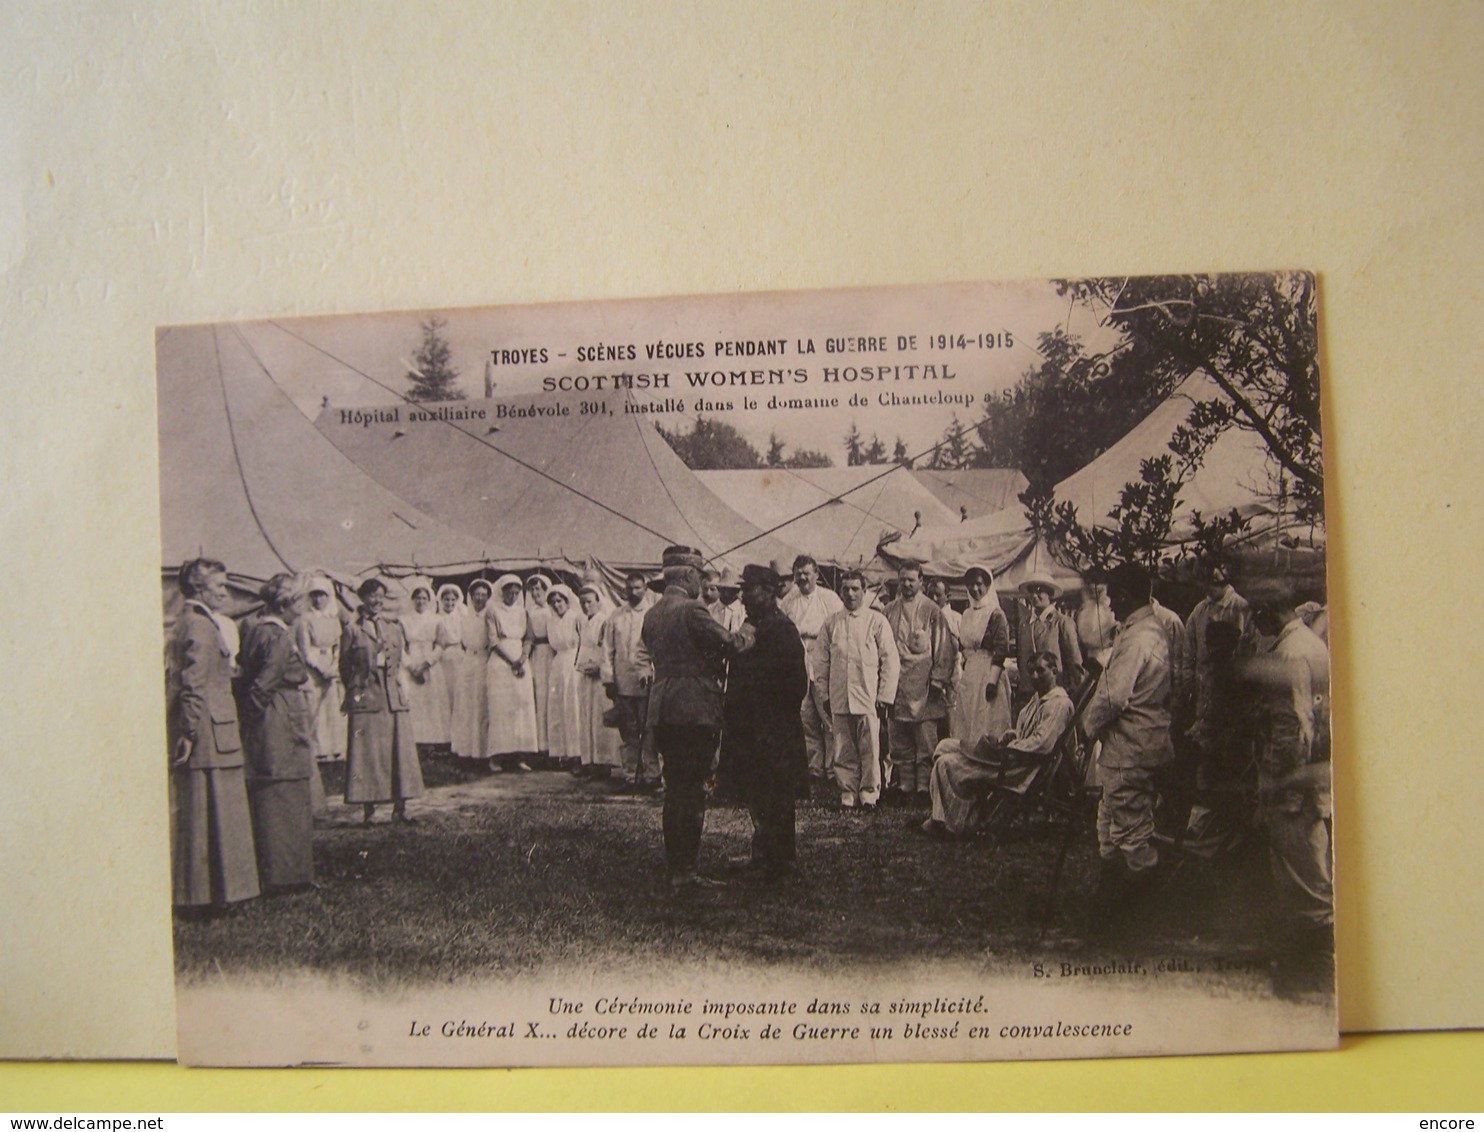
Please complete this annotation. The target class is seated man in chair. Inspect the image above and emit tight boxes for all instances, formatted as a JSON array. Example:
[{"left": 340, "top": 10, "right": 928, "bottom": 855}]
[{"left": 918, "top": 651, "right": 1075, "bottom": 839}]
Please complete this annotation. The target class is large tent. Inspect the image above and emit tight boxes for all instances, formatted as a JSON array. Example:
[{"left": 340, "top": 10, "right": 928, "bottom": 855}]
[
  {"left": 298, "top": 367, "right": 800, "bottom": 578},
  {"left": 697, "top": 465, "right": 958, "bottom": 574},
  {"left": 157, "top": 323, "right": 494, "bottom": 612},
  {"left": 909, "top": 467, "right": 1029, "bottom": 521},
  {"left": 881, "top": 372, "right": 1295, "bottom": 589}
]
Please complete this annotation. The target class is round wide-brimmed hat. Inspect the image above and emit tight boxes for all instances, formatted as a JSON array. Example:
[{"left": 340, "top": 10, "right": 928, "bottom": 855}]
[{"left": 1018, "top": 571, "right": 1061, "bottom": 599}]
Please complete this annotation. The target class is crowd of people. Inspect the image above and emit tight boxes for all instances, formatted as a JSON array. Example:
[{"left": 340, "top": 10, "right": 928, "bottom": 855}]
[{"left": 166, "top": 546, "right": 1332, "bottom": 972}]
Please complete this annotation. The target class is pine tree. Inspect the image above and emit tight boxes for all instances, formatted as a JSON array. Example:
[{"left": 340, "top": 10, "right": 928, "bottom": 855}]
[
  {"left": 843, "top": 420, "right": 864, "bottom": 466},
  {"left": 766, "top": 431, "right": 785, "bottom": 467},
  {"left": 406, "top": 317, "right": 464, "bottom": 402}
]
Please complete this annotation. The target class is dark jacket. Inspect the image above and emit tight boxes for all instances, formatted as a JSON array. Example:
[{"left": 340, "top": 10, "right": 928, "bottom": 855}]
[
  {"left": 340, "top": 612, "right": 411, "bottom": 715},
  {"left": 236, "top": 617, "right": 313, "bottom": 780},
  {"left": 166, "top": 603, "right": 244, "bottom": 769},
  {"left": 641, "top": 586, "right": 745, "bottom": 729},
  {"left": 721, "top": 604, "right": 809, "bottom": 791}
]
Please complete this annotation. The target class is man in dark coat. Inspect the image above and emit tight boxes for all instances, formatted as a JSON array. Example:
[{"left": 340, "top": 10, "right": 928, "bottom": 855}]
[
  {"left": 641, "top": 546, "right": 753, "bottom": 888},
  {"left": 721, "top": 563, "right": 809, "bottom": 883}
]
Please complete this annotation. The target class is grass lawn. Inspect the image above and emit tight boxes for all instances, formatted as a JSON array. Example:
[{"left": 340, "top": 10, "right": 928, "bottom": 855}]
[{"left": 174, "top": 757, "right": 1278, "bottom": 991}]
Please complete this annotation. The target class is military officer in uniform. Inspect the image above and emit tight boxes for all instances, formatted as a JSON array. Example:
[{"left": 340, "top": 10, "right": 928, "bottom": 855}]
[{"left": 641, "top": 546, "right": 753, "bottom": 888}]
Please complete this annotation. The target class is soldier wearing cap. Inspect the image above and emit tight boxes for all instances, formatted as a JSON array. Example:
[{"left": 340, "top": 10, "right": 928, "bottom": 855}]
[
  {"left": 720, "top": 563, "right": 809, "bottom": 882},
  {"left": 1246, "top": 583, "right": 1332, "bottom": 987},
  {"left": 1184, "top": 560, "right": 1253, "bottom": 718},
  {"left": 1080, "top": 561, "right": 1174, "bottom": 925},
  {"left": 641, "top": 545, "right": 754, "bottom": 888}
]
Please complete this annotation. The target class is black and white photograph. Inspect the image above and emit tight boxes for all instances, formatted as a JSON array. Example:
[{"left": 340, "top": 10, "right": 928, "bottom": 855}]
[{"left": 157, "top": 273, "right": 1335, "bottom": 1066}]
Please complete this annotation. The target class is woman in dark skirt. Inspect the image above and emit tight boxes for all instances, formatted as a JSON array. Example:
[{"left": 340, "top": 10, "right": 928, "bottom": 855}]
[
  {"left": 237, "top": 572, "right": 317, "bottom": 892},
  {"left": 342, "top": 577, "right": 425, "bottom": 824}
]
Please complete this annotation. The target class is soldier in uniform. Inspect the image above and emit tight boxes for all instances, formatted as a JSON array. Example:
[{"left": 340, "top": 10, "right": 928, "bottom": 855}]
[
  {"left": 641, "top": 546, "right": 753, "bottom": 888},
  {"left": 1248, "top": 585, "right": 1333, "bottom": 992},
  {"left": 1080, "top": 562, "right": 1174, "bottom": 929}
]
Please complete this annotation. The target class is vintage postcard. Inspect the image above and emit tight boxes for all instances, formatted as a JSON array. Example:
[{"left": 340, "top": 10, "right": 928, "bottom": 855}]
[{"left": 158, "top": 274, "right": 1335, "bottom": 1066}]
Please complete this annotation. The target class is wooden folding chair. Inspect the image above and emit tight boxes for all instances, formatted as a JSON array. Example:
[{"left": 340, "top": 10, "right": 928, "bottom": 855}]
[{"left": 966, "top": 678, "right": 1099, "bottom": 926}]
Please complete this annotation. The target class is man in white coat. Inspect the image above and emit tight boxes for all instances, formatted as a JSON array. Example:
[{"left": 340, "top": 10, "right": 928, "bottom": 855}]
[
  {"left": 817, "top": 571, "right": 900, "bottom": 809},
  {"left": 779, "top": 554, "right": 844, "bottom": 790},
  {"left": 883, "top": 562, "right": 955, "bottom": 805},
  {"left": 603, "top": 570, "right": 658, "bottom": 790}
]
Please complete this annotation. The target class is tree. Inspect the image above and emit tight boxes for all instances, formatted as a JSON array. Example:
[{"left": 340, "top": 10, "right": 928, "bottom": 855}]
[
  {"left": 405, "top": 316, "right": 464, "bottom": 402},
  {"left": 1058, "top": 272, "right": 1323, "bottom": 521},
  {"left": 756, "top": 428, "right": 833, "bottom": 469},
  {"left": 843, "top": 421, "right": 864, "bottom": 466},
  {"left": 892, "top": 436, "right": 912, "bottom": 467},
  {"left": 1006, "top": 273, "right": 1320, "bottom": 578},
  {"left": 781, "top": 447, "right": 833, "bottom": 468},
  {"left": 655, "top": 416, "right": 764, "bottom": 469},
  {"left": 862, "top": 433, "right": 888, "bottom": 464},
  {"left": 1024, "top": 366, "right": 1256, "bottom": 573},
  {"left": 972, "top": 327, "right": 1176, "bottom": 490},
  {"left": 765, "top": 431, "right": 785, "bottom": 468},
  {"left": 1027, "top": 462, "right": 1250, "bottom": 575},
  {"left": 930, "top": 414, "right": 971, "bottom": 469}
]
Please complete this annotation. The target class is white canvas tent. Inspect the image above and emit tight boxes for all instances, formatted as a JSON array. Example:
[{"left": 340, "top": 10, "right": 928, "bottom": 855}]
[
  {"left": 163, "top": 318, "right": 803, "bottom": 586},
  {"left": 881, "top": 372, "right": 1296, "bottom": 588},
  {"left": 157, "top": 324, "right": 496, "bottom": 604},
  {"left": 909, "top": 467, "right": 1029, "bottom": 521},
  {"left": 697, "top": 465, "right": 958, "bottom": 575}
]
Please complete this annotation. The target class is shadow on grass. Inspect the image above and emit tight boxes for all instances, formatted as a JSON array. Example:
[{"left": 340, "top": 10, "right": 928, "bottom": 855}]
[{"left": 175, "top": 767, "right": 1278, "bottom": 989}]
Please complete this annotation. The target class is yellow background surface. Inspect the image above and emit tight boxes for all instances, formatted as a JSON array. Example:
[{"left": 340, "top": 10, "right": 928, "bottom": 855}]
[
  {"left": 2, "top": 0, "right": 1481, "bottom": 1105},
  {"left": 4, "top": 1033, "right": 1484, "bottom": 1111}
]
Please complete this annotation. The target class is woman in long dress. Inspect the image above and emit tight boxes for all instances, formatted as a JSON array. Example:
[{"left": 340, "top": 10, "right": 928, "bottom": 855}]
[
  {"left": 342, "top": 577, "right": 425, "bottom": 824},
  {"left": 463, "top": 580, "right": 494, "bottom": 761},
  {"left": 950, "top": 563, "right": 1013, "bottom": 746},
  {"left": 401, "top": 579, "right": 451, "bottom": 752},
  {"left": 485, "top": 575, "right": 539, "bottom": 770},
  {"left": 438, "top": 583, "right": 485, "bottom": 762},
  {"left": 524, "top": 573, "right": 556, "bottom": 764},
  {"left": 576, "top": 583, "right": 622, "bottom": 776},
  {"left": 295, "top": 577, "right": 340, "bottom": 813},
  {"left": 544, "top": 584, "right": 586, "bottom": 770},
  {"left": 296, "top": 578, "right": 345, "bottom": 763},
  {"left": 238, "top": 572, "right": 316, "bottom": 890},
  {"left": 435, "top": 584, "right": 464, "bottom": 716},
  {"left": 167, "top": 557, "right": 259, "bottom": 914}
]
